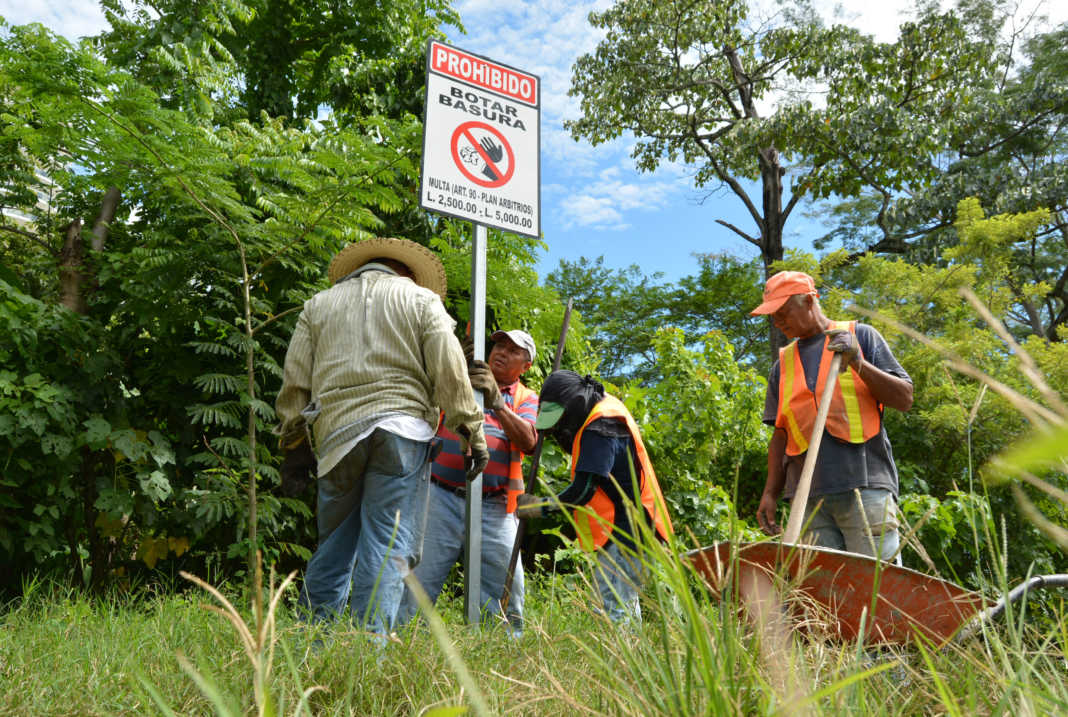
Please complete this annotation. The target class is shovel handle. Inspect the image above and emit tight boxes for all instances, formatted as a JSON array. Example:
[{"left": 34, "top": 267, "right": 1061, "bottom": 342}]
[{"left": 783, "top": 352, "right": 841, "bottom": 545}]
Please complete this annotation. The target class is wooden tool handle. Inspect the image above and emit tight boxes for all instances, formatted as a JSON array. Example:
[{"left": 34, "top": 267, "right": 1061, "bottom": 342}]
[{"left": 783, "top": 352, "right": 842, "bottom": 545}]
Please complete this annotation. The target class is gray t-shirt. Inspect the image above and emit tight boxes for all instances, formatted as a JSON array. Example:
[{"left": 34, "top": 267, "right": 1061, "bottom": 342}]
[{"left": 762, "top": 323, "right": 911, "bottom": 499}]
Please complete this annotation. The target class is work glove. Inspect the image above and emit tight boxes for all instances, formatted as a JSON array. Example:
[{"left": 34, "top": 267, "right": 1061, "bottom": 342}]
[
  {"left": 468, "top": 360, "right": 504, "bottom": 410},
  {"left": 825, "top": 328, "right": 859, "bottom": 372},
  {"left": 280, "top": 439, "right": 317, "bottom": 497},
  {"left": 515, "top": 493, "right": 550, "bottom": 520},
  {"left": 456, "top": 423, "right": 489, "bottom": 481}
]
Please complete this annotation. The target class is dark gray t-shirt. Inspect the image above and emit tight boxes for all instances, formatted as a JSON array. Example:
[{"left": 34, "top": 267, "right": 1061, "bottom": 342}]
[{"left": 762, "top": 323, "right": 911, "bottom": 499}]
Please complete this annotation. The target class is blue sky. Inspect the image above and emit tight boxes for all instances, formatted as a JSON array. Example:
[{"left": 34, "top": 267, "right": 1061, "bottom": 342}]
[{"left": 5, "top": 0, "right": 1066, "bottom": 283}]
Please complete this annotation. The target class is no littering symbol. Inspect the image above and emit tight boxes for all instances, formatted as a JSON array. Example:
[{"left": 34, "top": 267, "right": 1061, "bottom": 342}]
[{"left": 450, "top": 121, "right": 515, "bottom": 188}]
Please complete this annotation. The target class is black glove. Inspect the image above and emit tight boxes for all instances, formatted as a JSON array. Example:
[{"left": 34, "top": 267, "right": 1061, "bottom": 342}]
[
  {"left": 468, "top": 360, "right": 504, "bottom": 410},
  {"left": 456, "top": 423, "right": 489, "bottom": 481},
  {"left": 515, "top": 493, "right": 549, "bottom": 520},
  {"left": 280, "top": 440, "right": 317, "bottom": 497},
  {"left": 825, "top": 328, "right": 859, "bottom": 372}
]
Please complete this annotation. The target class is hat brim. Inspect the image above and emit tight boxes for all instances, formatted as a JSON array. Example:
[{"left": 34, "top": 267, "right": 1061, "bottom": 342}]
[
  {"left": 534, "top": 401, "right": 565, "bottom": 430},
  {"left": 749, "top": 294, "right": 791, "bottom": 316},
  {"left": 328, "top": 238, "right": 447, "bottom": 298}
]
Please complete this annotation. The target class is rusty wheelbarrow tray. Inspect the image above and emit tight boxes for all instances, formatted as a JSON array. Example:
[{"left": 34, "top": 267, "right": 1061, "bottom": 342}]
[{"left": 687, "top": 540, "right": 1068, "bottom": 646}]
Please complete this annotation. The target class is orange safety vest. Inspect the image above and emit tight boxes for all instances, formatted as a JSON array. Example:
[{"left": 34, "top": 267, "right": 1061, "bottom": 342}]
[
  {"left": 569, "top": 395, "right": 674, "bottom": 550},
  {"left": 505, "top": 381, "right": 536, "bottom": 513},
  {"left": 776, "top": 320, "right": 883, "bottom": 456}
]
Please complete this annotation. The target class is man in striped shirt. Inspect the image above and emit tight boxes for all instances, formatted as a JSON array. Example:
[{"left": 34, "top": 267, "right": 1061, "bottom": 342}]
[
  {"left": 398, "top": 329, "right": 539, "bottom": 633},
  {"left": 275, "top": 237, "right": 488, "bottom": 637}
]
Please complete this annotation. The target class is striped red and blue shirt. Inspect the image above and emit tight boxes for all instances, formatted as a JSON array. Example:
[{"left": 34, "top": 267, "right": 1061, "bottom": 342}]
[{"left": 433, "top": 381, "right": 538, "bottom": 492}]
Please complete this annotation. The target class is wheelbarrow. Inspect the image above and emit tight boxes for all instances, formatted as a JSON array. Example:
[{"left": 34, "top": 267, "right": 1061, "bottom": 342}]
[
  {"left": 687, "top": 353, "right": 1068, "bottom": 646},
  {"left": 688, "top": 540, "right": 1068, "bottom": 645}
]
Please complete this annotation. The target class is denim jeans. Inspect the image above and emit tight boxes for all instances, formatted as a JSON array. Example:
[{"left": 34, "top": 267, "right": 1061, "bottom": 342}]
[
  {"left": 593, "top": 541, "right": 645, "bottom": 625},
  {"left": 299, "top": 428, "right": 432, "bottom": 634},
  {"left": 396, "top": 481, "right": 524, "bottom": 630},
  {"left": 801, "top": 487, "right": 900, "bottom": 562}
]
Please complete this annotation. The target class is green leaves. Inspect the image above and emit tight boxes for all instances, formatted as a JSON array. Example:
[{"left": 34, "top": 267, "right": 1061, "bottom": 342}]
[
  {"left": 986, "top": 426, "right": 1068, "bottom": 483},
  {"left": 612, "top": 328, "right": 769, "bottom": 544},
  {"left": 1, "top": 12, "right": 433, "bottom": 584},
  {"left": 139, "top": 471, "right": 174, "bottom": 503},
  {"left": 81, "top": 417, "right": 111, "bottom": 449}
]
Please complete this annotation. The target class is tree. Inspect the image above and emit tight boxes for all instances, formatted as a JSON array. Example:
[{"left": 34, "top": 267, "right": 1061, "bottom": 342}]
[
  {"left": 544, "top": 257, "right": 673, "bottom": 381},
  {"left": 809, "top": 14, "right": 1068, "bottom": 341},
  {"left": 568, "top": 0, "right": 996, "bottom": 356},
  {"left": 545, "top": 253, "right": 766, "bottom": 382},
  {"left": 97, "top": 0, "right": 462, "bottom": 123},
  {"left": 621, "top": 328, "right": 769, "bottom": 546},
  {"left": 0, "top": 20, "right": 420, "bottom": 587}
]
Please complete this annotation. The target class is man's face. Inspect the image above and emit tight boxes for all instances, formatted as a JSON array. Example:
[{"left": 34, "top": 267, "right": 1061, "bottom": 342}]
[
  {"left": 488, "top": 337, "right": 532, "bottom": 386},
  {"left": 770, "top": 294, "right": 819, "bottom": 339}
]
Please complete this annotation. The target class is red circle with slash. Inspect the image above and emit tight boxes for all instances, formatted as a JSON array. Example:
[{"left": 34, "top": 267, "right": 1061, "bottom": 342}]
[{"left": 450, "top": 121, "right": 515, "bottom": 188}]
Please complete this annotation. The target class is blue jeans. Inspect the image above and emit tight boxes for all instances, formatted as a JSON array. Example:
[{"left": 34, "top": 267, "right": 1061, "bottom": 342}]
[
  {"left": 593, "top": 541, "right": 644, "bottom": 625},
  {"left": 299, "top": 429, "right": 432, "bottom": 634},
  {"left": 396, "top": 481, "right": 524, "bottom": 630},
  {"left": 801, "top": 488, "right": 900, "bottom": 562}
]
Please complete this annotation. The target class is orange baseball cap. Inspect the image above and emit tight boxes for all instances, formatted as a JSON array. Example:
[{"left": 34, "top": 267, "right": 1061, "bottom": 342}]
[{"left": 750, "top": 271, "right": 817, "bottom": 315}]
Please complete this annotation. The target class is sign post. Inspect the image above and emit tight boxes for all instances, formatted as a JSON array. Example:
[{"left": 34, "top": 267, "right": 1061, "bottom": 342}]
[
  {"left": 419, "top": 40, "right": 540, "bottom": 627},
  {"left": 463, "top": 223, "right": 487, "bottom": 627}
]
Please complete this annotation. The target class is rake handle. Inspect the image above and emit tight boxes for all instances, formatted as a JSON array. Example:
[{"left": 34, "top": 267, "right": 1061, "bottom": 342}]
[{"left": 782, "top": 352, "right": 842, "bottom": 545}]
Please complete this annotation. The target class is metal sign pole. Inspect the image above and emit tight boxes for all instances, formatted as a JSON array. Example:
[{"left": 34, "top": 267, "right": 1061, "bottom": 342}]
[{"left": 464, "top": 221, "right": 487, "bottom": 627}]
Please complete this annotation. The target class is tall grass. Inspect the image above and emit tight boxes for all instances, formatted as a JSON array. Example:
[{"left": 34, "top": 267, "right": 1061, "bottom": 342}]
[{"left": 2, "top": 537, "right": 1064, "bottom": 716}]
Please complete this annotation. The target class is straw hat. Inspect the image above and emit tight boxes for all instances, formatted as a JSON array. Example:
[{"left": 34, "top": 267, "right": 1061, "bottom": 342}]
[{"left": 328, "top": 237, "right": 447, "bottom": 298}]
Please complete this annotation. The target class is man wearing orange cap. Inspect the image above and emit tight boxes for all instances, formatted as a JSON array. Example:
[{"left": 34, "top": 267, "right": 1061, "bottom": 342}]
[{"left": 751, "top": 271, "right": 913, "bottom": 561}]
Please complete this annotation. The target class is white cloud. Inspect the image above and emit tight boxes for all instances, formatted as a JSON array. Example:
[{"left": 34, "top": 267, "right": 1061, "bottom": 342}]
[
  {"left": 558, "top": 165, "right": 688, "bottom": 230},
  {"left": 1, "top": 0, "right": 108, "bottom": 40},
  {"left": 559, "top": 193, "right": 628, "bottom": 231}
]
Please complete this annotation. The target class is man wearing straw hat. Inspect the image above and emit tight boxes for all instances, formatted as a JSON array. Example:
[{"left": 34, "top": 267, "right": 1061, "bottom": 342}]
[
  {"left": 750, "top": 270, "right": 913, "bottom": 561},
  {"left": 275, "top": 237, "right": 488, "bottom": 636}
]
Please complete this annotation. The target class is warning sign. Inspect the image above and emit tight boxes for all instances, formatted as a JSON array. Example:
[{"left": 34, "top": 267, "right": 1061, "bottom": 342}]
[{"left": 420, "top": 41, "right": 540, "bottom": 238}]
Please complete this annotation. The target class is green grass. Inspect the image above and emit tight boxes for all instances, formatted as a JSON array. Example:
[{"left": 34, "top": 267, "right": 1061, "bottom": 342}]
[{"left": 1, "top": 545, "right": 1065, "bottom": 717}]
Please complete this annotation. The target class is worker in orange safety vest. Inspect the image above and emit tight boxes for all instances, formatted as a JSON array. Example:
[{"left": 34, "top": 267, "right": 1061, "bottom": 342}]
[
  {"left": 752, "top": 271, "right": 913, "bottom": 561},
  {"left": 520, "top": 370, "right": 673, "bottom": 624}
]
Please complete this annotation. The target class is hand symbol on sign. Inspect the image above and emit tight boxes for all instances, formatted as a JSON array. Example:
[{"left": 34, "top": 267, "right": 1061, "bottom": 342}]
[{"left": 479, "top": 137, "right": 504, "bottom": 180}]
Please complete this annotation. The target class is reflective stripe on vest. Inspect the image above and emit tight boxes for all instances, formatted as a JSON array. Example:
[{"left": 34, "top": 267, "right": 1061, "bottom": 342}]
[
  {"left": 569, "top": 395, "right": 674, "bottom": 550},
  {"left": 505, "top": 381, "right": 535, "bottom": 513},
  {"left": 776, "top": 320, "right": 883, "bottom": 456}
]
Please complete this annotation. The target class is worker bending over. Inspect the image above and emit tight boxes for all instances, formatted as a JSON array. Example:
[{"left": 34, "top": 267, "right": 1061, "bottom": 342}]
[{"left": 522, "top": 370, "right": 673, "bottom": 624}]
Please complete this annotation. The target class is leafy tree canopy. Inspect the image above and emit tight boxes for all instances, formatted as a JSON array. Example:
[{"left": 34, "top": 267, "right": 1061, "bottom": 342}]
[{"left": 545, "top": 253, "right": 765, "bottom": 382}]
